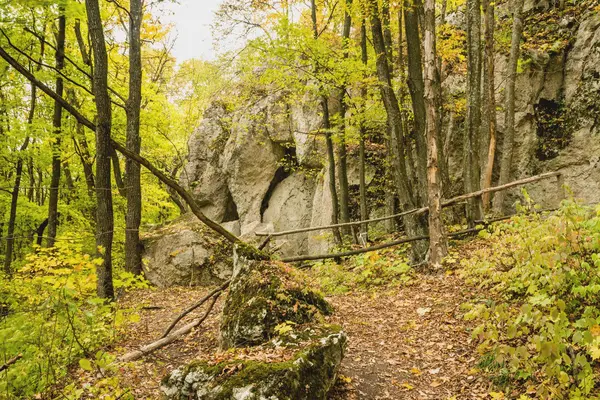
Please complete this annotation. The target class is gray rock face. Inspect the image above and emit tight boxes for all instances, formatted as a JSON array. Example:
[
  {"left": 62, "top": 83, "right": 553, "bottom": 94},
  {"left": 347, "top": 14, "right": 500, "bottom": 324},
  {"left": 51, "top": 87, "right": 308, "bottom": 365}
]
[
  {"left": 161, "top": 326, "right": 347, "bottom": 400},
  {"left": 141, "top": 214, "right": 232, "bottom": 287}
]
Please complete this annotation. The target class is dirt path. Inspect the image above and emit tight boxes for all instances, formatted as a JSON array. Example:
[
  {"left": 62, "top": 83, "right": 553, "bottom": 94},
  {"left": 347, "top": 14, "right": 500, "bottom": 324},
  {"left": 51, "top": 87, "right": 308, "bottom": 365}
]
[
  {"left": 108, "top": 272, "right": 490, "bottom": 399},
  {"left": 328, "top": 273, "right": 489, "bottom": 399}
]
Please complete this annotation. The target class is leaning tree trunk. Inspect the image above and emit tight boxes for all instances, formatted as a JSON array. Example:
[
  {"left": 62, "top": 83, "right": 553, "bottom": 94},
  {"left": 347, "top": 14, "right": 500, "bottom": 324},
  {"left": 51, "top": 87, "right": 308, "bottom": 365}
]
[
  {"left": 85, "top": 0, "right": 115, "bottom": 299},
  {"left": 369, "top": 0, "right": 429, "bottom": 261},
  {"left": 311, "top": 0, "right": 342, "bottom": 245},
  {"left": 337, "top": 0, "right": 352, "bottom": 237},
  {"left": 47, "top": 4, "right": 66, "bottom": 247},
  {"left": 494, "top": 0, "right": 524, "bottom": 213},
  {"left": 464, "top": 0, "right": 484, "bottom": 225},
  {"left": 423, "top": 0, "right": 448, "bottom": 268},
  {"left": 125, "top": 0, "right": 143, "bottom": 275},
  {"left": 481, "top": 0, "right": 497, "bottom": 210}
]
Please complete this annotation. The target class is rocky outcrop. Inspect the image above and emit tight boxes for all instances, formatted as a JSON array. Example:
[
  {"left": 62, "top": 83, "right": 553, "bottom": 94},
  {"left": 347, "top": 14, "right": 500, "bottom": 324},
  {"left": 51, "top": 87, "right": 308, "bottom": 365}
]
[
  {"left": 161, "top": 325, "right": 347, "bottom": 400},
  {"left": 141, "top": 214, "right": 232, "bottom": 287}
]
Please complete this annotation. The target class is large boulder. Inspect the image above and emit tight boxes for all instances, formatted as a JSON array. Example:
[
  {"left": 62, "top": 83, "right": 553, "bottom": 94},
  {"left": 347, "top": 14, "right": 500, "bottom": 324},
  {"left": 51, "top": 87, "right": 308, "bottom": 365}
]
[
  {"left": 220, "top": 253, "right": 332, "bottom": 349},
  {"left": 161, "top": 325, "right": 347, "bottom": 400},
  {"left": 141, "top": 214, "right": 232, "bottom": 288}
]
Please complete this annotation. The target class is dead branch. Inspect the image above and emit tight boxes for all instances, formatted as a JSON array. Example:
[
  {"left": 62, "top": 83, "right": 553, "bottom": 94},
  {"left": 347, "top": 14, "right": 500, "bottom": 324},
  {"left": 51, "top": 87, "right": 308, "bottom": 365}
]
[
  {"left": 0, "top": 354, "right": 23, "bottom": 372},
  {"left": 161, "top": 281, "right": 230, "bottom": 339},
  {"left": 119, "top": 293, "right": 221, "bottom": 363},
  {"left": 256, "top": 171, "right": 561, "bottom": 238}
]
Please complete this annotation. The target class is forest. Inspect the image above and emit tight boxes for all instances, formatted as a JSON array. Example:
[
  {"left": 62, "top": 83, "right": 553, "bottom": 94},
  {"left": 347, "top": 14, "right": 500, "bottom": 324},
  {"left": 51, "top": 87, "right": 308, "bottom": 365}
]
[{"left": 0, "top": 0, "right": 599, "bottom": 398}]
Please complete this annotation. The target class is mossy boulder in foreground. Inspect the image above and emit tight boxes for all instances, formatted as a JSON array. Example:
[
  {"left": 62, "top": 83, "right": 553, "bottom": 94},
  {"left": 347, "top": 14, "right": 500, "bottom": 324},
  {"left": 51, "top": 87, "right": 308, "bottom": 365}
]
[
  {"left": 161, "top": 326, "right": 347, "bottom": 400},
  {"left": 220, "top": 253, "right": 333, "bottom": 348}
]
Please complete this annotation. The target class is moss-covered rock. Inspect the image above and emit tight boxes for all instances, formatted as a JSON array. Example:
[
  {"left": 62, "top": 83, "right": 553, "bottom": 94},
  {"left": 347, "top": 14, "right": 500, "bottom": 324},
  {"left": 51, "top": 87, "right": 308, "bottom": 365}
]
[
  {"left": 220, "top": 253, "right": 332, "bottom": 349},
  {"left": 161, "top": 325, "right": 347, "bottom": 400}
]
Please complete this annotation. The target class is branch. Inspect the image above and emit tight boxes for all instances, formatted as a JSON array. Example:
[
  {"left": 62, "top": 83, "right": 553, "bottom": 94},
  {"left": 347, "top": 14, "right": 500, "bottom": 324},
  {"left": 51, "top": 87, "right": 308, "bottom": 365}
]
[
  {"left": 0, "top": 354, "right": 23, "bottom": 372},
  {"left": 161, "top": 281, "right": 230, "bottom": 338},
  {"left": 119, "top": 292, "right": 221, "bottom": 363}
]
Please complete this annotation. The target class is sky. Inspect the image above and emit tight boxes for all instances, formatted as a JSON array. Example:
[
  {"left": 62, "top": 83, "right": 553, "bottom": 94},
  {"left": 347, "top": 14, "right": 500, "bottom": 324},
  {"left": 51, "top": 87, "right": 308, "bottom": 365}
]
[{"left": 162, "top": 0, "right": 223, "bottom": 62}]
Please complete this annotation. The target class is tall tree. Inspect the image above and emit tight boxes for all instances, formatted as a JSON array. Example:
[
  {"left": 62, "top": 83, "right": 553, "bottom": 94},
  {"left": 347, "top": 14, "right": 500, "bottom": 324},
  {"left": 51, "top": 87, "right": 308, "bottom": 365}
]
[
  {"left": 125, "top": 0, "right": 143, "bottom": 275},
  {"left": 494, "top": 0, "right": 525, "bottom": 213},
  {"left": 310, "top": 0, "right": 342, "bottom": 245},
  {"left": 359, "top": 19, "right": 369, "bottom": 241},
  {"left": 464, "top": 0, "right": 484, "bottom": 224},
  {"left": 85, "top": 0, "right": 115, "bottom": 299},
  {"left": 337, "top": 0, "right": 352, "bottom": 236},
  {"left": 369, "top": 0, "right": 428, "bottom": 261},
  {"left": 481, "top": 0, "right": 497, "bottom": 210},
  {"left": 423, "top": 0, "right": 447, "bottom": 267},
  {"left": 46, "top": 4, "right": 66, "bottom": 247}
]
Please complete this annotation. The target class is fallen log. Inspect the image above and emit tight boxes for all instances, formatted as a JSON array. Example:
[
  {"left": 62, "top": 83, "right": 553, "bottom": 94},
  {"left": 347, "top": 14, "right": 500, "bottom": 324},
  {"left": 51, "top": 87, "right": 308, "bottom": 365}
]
[
  {"left": 119, "top": 292, "right": 221, "bottom": 363},
  {"left": 256, "top": 171, "right": 561, "bottom": 238},
  {"left": 161, "top": 281, "right": 230, "bottom": 339}
]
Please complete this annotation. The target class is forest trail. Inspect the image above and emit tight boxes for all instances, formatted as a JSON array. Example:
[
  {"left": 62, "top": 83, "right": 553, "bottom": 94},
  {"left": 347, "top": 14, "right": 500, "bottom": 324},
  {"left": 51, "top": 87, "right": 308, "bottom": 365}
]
[{"left": 108, "top": 266, "right": 491, "bottom": 399}]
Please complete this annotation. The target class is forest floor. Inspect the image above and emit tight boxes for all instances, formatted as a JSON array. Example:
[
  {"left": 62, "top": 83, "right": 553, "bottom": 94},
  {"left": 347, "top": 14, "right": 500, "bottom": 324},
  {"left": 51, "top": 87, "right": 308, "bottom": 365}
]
[{"left": 105, "top": 246, "right": 493, "bottom": 399}]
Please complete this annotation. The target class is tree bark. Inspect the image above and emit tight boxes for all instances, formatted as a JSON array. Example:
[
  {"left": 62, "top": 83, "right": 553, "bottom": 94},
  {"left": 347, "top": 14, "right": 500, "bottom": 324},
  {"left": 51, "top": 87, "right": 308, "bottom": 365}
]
[
  {"left": 311, "top": 0, "right": 342, "bottom": 245},
  {"left": 47, "top": 4, "right": 66, "bottom": 247},
  {"left": 124, "top": 0, "right": 144, "bottom": 275},
  {"left": 403, "top": 0, "right": 428, "bottom": 201},
  {"left": 494, "top": 0, "right": 524, "bottom": 213},
  {"left": 85, "top": 0, "right": 115, "bottom": 299},
  {"left": 337, "top": 0, "right": 352, "bottom": 236},
  {"left": 464, "top": 0, "right": 484, "bottom": 225},
  {"left": 359, "top": 21, "right": 369, "bottom": 240},
  {"left": 423, "top": 0, "right": 448, "bottom": 268},
  {"left": 481, "top": 0, "right": 497, "bottom": 210},
  {"left": 369, "top": 0, "right": 428, "bottom": 261}
]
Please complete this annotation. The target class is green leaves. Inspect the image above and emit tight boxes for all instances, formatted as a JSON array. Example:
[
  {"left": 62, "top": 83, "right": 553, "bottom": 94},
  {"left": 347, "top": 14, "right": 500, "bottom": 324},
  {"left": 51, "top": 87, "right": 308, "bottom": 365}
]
[{"left": 79, "top": 358, "right": 93, "bottom": 371}]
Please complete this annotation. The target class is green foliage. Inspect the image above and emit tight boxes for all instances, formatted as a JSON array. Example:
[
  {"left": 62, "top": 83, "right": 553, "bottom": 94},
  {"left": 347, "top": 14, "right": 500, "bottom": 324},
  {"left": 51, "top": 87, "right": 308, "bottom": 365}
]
[
  {"left": 0, "top": 244, "right": 143, "bottom": 398},
  {"left": 462, "top": 200, "right": 600, "bottom": 398}
]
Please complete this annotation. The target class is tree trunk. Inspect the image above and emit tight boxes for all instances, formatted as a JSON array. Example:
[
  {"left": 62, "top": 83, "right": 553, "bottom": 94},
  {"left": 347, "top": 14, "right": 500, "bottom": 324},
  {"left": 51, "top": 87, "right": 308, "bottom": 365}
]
[
  {"left": 403, "top": 0, "right": 428, "bottom": 201},
  {"left": 369, "top": 0, "right": 428, "bottom": 261},
  {"left": 423, "top": 0, "right": 448, "bottom": 268},
  {"left": 481, "top": 0, "right": 497, "bottom": 210},
  {"left": 85, "top": 0, "right": 115, "bottom": 299},
  {"left": 494, "top": 0, "right": 524, "bottom": 213},
  {"left": 464, "top": 0, "right": 484, "bottom": 225},
  {"left": 337, "top": 0, "right": 352, "bottom": 237},
  {"left": 47, "top": 4, "right": 66, "bottom": 247},
  {"left": 359, "top": 21, "right": 369, "bottom": 241},
  {"left": 311, "top": 0, "right": 342, "bottom": 245},
  {"left": 4, "top": 86, "right": 36, "bottom": 274}
]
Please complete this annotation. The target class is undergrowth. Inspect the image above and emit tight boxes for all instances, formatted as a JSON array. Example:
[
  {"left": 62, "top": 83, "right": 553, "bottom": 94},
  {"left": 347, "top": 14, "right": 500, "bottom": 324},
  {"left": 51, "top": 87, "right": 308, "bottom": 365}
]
[
  {"left": 0, "top": 243, "right": 147, "bottom": 399},
  {"left": 461, "top": 199, "right": 600, "bottom": 399}
]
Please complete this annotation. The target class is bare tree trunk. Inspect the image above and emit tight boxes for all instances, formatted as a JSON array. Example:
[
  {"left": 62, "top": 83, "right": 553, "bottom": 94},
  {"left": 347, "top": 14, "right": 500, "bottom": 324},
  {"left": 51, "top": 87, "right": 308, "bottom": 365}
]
[
  {"left": 403, "top": 0, "right": 428, "bottom": 201},
  {"left": 4, "top": 86, "right": 36, "bottom": 274},
  {"left": 423, "top": 0, "right": 448, "bottom": 268},
  {"left": 464, "top": 0, "right": 484, "bottom": 225},
  {"left": 85, "top": 0, "right": 115, "bottom": 299},
  {"left": 125, "top": 0, "right": 143, "bottom": 275},
  {"left": 337, "top": 0, "right": 352, "bottom": 236},
  {"left": 494, "top": 0, "right": 524, "bottom": 213},
  {"left": 369, "top": 0, "right": 428, "bottom": 261},
  {"left": 311, "top": 0, "right": 343, "bottom": 245},
  {"left": 481, "top": 0, "right": 497, "bottom": 210},
  {"left": 359, "top": 21, "right": 369, "bottom": 240},
  {"left": 47, "top": 4, "right": 66, "bottom": 247}
]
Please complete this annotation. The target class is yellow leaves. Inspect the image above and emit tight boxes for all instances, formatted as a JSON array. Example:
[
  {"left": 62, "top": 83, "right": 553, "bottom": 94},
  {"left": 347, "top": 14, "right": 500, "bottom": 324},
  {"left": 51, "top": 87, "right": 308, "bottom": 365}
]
[
  {"left": 410, "top": 367, "right": 422, "bottom": 376},
  {"left": 590, "top": 324, "right": 600, "bottom": 337},
  {"left": 489, "top": 392, "right": 505, "bottom": 399},
  {"left": 588, "top": 345, "right": 600, "bottom": 360},
  {"left": 401, "top": 382, "right": 414, "bottom": 390}
]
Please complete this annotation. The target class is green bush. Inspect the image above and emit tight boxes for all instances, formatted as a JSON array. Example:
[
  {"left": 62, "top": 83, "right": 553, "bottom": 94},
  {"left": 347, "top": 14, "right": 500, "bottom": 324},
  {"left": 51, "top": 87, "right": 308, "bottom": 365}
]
[{"left": 462, "top": 200, "right": 600, "bottom": 399}]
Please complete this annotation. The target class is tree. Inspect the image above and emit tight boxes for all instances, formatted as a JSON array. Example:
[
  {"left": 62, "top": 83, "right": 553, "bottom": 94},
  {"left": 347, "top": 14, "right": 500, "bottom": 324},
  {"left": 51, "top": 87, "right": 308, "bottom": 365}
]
[
  {"left": 464, "top": 0, "right": 484, "bottom": 224},
  {"left": 494, "top": 0, "right": 525, "bottom": 213},
  {"left": 125, "top": 0, "right": 143, "bottom": 275},
  {"left": 46, "top": 3, "right": 66, "bottom": 247},
  {"left": 423, "top": 0, "right": 447, "bottom": 267},
  {"left": 85, "top": 0, "right": 115, "bottom": 299}
]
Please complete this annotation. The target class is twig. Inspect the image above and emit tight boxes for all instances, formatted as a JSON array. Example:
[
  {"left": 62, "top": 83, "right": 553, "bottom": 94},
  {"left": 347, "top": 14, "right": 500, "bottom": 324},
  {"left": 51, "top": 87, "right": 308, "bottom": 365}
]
[
  {"left": 161, "top": 281, "right": 230, "bottom": 339},
  {"left": 0, "top": 354, "right": 23, "bottom": 372},
  {"left": 119, "top": 293, "right": 222, "bottom": 363}
]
